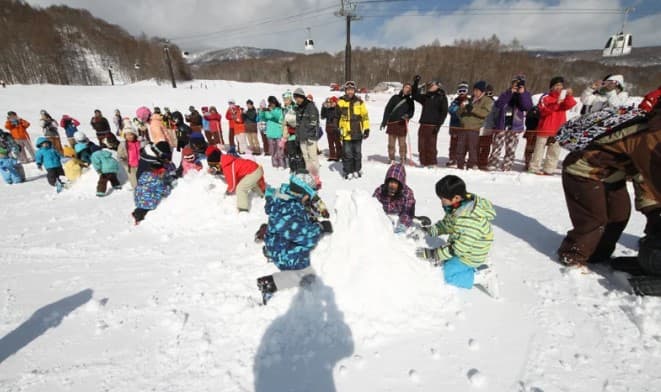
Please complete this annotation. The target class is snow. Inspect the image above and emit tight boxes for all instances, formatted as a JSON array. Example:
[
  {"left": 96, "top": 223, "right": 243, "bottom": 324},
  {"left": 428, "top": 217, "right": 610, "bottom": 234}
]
[{"left": 1, "top": 80, "right": 660, "bottom": 391}]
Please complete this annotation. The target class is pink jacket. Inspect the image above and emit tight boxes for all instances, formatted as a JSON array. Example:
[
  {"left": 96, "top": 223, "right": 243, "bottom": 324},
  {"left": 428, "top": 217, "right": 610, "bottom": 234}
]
[{"left": 149, "top": 114, "right": 174, "bottom": 145}]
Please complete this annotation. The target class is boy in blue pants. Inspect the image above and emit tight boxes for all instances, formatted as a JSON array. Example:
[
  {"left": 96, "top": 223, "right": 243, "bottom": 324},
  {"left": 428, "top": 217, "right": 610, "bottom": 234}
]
[{"left": 415, "top": 175, "right": 498, "bottom": 294}]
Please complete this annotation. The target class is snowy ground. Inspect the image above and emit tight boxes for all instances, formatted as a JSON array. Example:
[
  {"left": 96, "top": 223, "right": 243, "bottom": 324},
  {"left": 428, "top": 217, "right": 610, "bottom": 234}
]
[{"left": 0, "top": 81, "right": 660, "bottom": 392}]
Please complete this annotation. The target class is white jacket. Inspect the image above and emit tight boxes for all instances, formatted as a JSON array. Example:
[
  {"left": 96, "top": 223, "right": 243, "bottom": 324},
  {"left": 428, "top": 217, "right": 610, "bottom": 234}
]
[{"left": 580, "top": 87, "right": 629, "bottom": 113}]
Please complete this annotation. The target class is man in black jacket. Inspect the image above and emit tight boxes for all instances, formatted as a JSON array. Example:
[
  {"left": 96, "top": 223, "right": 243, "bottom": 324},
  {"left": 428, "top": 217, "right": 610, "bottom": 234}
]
[
  {"left": 293, "top": 88, "right": 321, "bottom": 183},
  {"left": 381, "top": 83, "right": 415, "bottom": 164},
  {"left": 412, "top": 75, "right": 449, "bottom": 167}
]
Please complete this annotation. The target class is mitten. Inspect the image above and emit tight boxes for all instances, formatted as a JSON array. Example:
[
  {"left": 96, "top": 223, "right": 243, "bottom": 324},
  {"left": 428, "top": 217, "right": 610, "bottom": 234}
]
[
  {"left": 416, "top": 247, "right": 441, "bottom": 264},
  {"left": 363, "top": 129, "right": 370, "bottom": 139},
  {"left": 318, "top": 220, "right": 333, "bottom": 233}
]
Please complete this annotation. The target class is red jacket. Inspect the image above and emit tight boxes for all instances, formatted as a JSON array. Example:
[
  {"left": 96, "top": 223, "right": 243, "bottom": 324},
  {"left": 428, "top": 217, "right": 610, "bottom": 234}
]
[
  {"left": 220, "top": 154, "right": 265, "bottom": 193},
  {"left": 536, "top": 91, "right": 577, "bottom": 137},
  {"left": 204, "top": 112, "right": 222, "bottom": 132}
]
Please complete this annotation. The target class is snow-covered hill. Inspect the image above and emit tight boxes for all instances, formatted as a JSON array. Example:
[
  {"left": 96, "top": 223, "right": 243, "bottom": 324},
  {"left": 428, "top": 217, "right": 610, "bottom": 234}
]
[
  {"left": 188, "top": 47, "right": 296, "bottom": 64},
  {"left": 0, "top": 80, "right": 659, "bottom": 391}
]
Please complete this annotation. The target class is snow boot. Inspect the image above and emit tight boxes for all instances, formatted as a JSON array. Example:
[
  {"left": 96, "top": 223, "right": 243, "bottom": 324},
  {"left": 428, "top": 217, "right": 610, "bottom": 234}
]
[
  {"left": 473, "top": 264, "right": 500, "bottom": 299},
  {"left": 96, "top": 192, "right": 106, "bottom": 197},
  {"left": 113, "top": 185, "right": 122, "bottom": 190},
  {"left": 257, "top": 275, "right": 277, "bottom": 305},
  {"left": 56, "top": 181, "right": 64, "bottom": 193},
  {"left": 629, "top": 276, "right": 661, "bottom": 297}
]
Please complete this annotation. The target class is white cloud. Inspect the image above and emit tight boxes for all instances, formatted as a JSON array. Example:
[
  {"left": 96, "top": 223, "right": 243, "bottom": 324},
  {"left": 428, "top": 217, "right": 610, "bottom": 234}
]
[{"left": 24, "top": 0, "right": 661, "bottom": 52}]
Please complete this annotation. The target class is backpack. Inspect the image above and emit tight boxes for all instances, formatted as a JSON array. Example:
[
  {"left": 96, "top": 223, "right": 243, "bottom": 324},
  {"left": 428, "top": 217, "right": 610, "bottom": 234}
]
[{"left": 556, "top": 106, "right": 646, "bottom": 152}]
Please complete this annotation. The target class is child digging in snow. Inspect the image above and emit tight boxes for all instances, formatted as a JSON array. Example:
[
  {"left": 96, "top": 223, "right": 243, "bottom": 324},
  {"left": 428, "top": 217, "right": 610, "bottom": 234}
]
[
  {"left": 91, "top": 146, "right": 121, "bottom": 197},
  {"left": 177, "top": 146, "right": 202, "bottom": 177},
  {"left": 35, "top": 136, "right": 65, "bottom": 192},
  {"left": 0, "top": 146, "right": 23, "bottom": 184},
  {"left": 415, "top": 175, "right": 499, "bottom": 296},
  {"left": 256, "top": 172, "right": 333, "bottom": 304},
  {"left": 132, "top": 144, "right": 177, "bottom": 224}
]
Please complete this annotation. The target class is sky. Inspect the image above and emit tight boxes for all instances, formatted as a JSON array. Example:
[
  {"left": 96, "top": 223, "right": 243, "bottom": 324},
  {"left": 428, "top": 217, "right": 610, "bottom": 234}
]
[{"left": 25, "top": 0, "right": 661, "bottom": 54}]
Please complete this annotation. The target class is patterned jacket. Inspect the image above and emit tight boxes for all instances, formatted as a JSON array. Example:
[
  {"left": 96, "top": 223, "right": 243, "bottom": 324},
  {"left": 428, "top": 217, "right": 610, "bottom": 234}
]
[
  {"left": 428, "top": 194, "right": 496, "bottom": 267},
  {"left": 373, "top": 164, "right": 416, "bottom": 227},
  {"left": 263, "top": 186, "right": 322, "bottom": 270},
  {"left": 134, "top": 168, "right": 174, "bottom": 210}
]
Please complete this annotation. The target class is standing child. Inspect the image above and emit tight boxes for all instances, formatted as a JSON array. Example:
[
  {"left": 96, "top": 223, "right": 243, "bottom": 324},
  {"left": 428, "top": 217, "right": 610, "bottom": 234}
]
[
  {"left": 0, "top": 147, "right": 23, "bottom": 184},
  {"left": 415, "top": 175, "right": 497, "bottom": 294},
  {"left": 34, "top": 136, "right": 65, "bottom": 192},
  {"left": 60, "top": 115, "right": 81, "bottom": 148},
  {"left": 132, "top": 146, "right": 177, "bottom": 224},
  {"left": 5, "top": 111, "right": 35, "bottom": 163},
  {"left": 40, "top": 110, "right": 64, "bottom": 155},
  {"left": 256, "top": 172, "right": 333, "bottom": 304},
  {"left": 73, "top": 132, "right": 101, "bottom": 165},
  {"left": 244, "top": 100, "right": 261, "bottom": 154},
  {"left": 257, "top": 99, "right": 270, "bottom": 155},
  {"left": 91, "top": 147, "right": 121, "bottom": 197},
  {"left": 203, "top": 106, "right": 223, "bottom": 145},
  {"left": 117, "top": 127, "right": 142, "bottom": 189},
  {"left": 263, "top": 96, "right": 285, "bottom": 168}
]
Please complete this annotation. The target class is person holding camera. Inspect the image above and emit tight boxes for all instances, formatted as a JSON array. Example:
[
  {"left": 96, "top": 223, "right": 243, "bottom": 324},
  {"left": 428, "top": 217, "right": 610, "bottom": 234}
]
[
  {"left": 412, "top": 75, "right": 448, "bottom": 167},
  {"left": 529, "top": 76, "right": 576, "bottom": 175},
  {"left": 380, "top": 83, "right": 415, "bottom": 165},
  {"left": 487, "top": 75, "right": 533, "bottom": 171},
  {"left": 456, "top": 81, "right": 492, "bottom": 170},
  {"left": 580, "top": 74, "right": 629, "bottom": 114}
]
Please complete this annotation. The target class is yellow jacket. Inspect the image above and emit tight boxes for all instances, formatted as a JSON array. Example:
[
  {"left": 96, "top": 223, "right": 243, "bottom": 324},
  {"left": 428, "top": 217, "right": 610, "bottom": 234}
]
[{"left": 337, "top": 95, "right": 370, "bottom": 141}]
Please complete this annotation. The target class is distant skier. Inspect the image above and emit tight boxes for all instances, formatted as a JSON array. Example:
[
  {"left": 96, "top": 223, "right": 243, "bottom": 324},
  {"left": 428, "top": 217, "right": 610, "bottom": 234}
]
[
  {"left": 373, "top": 163, "right": 416, "bottom": 234},
  {"left": 415, "top": 175, "right": 498, "bottom": 295},
  {"left": 256, "top": 172, "right": 333, "bottom": 304}
]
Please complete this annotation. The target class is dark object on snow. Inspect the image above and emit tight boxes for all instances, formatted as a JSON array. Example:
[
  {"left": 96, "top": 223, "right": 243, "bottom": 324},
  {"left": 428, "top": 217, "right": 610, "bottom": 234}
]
[
  {"left": 629, "top": 276, "right": 661, "bottom": 296},
  {"left": 257, "top": 275, "right": 277, "bottom": 305},
  {"left": 318, "top": 220, "right": 333, "bottom": 234},
  {"left": 255, "top": 223, "right": 268, "bottom": 243}
]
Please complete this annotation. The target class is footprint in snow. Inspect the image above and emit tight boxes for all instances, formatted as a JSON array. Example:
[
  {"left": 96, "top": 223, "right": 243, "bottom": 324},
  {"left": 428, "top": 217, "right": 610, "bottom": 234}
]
[
  {"left": 468, "top": 338, "right": 480, "bottom": 351},
  {"left": 467, "top": 368, "right": 486, "bottom": 388},
  {"left": 408, "top": 369, "right": 420, "bottom": 383},
  {"left": 430, "top": 347, "right": 441, "bottom": 360}
]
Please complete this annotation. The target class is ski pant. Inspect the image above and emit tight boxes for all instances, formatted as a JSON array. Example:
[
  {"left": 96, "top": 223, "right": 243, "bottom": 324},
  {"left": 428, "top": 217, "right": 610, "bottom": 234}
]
[
  {"left": 272, "top": 266, "right": 316, "bottom": 291},
  {"left": 229, "top": 128, "right": 235, "bottom": 147},
  {"left": 417, "top": 124, "right": 440, "bottom": 166},
  {"left": 268, "top": 139, "right": 286, "bottom": 168},
  {"left": 488, "top": 131, "right": 520, "bottom": 170},
  {"left": 455, "top": 128, "right": 480, "bottom": 169},
  {"left": 15, "top": 139, "right": 35, "bottom": 163},
  {"left": 300, "top": 140, "right": 319, "bottom": 176},
  {"left": 46, "top": 167, "right": 65, "bottom": 187},
  {"left": 448, "top": 128, "right": 459, "bottom": 163},
  {"left": 97, "top": 172, "right": 120, "bottom": 194},
  {"left": 342, "top": 139, "right": 362, "bottom": 174},
  {"left": 443, "top": 257, "right": 475, "bottom": 289},
  {"left": 125, "top": 165, "right": 138, "bottom": 189},
  {"left": 557, "top": 173, "right": 631, "bottom": 265},
  {"left": 235, "top": 133, "right": 247, "bottom": 153},
  {"left": 529, "top": 137, "right": 561, "bottom": 174},
  {"left": 246, "top": 131, "right": 261, "bottom": 154},
  {"left": 479, "top": 135, "right": 493, "bottom": 169},
  {"left": 260, "top": 132, "right": 270, "bottom": 155},
  {"left": 286, "top": 140, "right": 305, "bottom": 173},
  {"left": 388, "top": 134, "right": 407, "bottom": 163},
  {"left": 326, "top": 126, "right": 342, "bottom": 160},
  {"left": 236, "top": 166, "right": 264, "bottom": 211}
]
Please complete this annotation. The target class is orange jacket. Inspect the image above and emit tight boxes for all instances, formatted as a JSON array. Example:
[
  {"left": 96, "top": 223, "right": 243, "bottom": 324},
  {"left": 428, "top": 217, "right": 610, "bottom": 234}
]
[
  {"left": 226, "top": 107, "right": 245, "bottom": 134},
  {"left": 5, "top": 118, "right": 31, "bottom": 140}
]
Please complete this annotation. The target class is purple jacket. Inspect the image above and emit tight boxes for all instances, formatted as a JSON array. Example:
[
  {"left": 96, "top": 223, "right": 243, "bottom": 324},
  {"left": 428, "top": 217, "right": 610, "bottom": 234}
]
[
  {"left": 373, "top": 164, "right": 416, "bottom": 227},
  {"left": 494, "top": 90, "right": 533, "bottom": 132}
]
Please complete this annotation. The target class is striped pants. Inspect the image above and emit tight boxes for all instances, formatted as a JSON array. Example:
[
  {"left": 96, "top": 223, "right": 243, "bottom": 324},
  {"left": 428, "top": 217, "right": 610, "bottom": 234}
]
[{"left": 488, "top": 131, "right": 519, "bottom": 170}]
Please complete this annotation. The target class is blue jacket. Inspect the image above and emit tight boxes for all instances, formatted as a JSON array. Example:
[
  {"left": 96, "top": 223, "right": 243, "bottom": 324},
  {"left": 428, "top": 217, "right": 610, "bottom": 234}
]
[
  {"left": 75, "top": 142, "right": 101, "bottom": 164},
  {"left": 263, "top": 185, "right": 322, "bottom": 270},
  {"left": 134, "top": 169, "right": 174, "bottom": 210},
  {"left": 0, "top": 157, "right": 22, "bottom": 184},
  {"left": 35, "top": 138, "right": 62, "bottom": 169},
  {"left": 91, "top": 149, "right": 120, "bottom": 174},
  {"left": 449, "top": 97, "right": 463, "bottom": 128}
]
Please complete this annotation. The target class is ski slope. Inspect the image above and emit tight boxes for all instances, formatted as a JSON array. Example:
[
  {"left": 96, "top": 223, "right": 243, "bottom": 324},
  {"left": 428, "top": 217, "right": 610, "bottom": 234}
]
[{"left": 0, "top": 81, "right": 660, "bottom": 392}]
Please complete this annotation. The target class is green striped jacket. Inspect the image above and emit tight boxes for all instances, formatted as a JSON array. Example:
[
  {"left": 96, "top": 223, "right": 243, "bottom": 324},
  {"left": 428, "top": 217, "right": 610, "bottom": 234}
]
[{"left": 429, "top": 194, "right": 496, "bottom": 267}]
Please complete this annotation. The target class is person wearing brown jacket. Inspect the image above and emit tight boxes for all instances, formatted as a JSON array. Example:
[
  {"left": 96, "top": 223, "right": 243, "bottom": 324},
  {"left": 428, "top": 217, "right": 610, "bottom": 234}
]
[
  {"left": 557, "top": 88, "right": 661, "bottom": 270},
  {"left": 457, "top": 81, "right": 493, "bottom": 169}
]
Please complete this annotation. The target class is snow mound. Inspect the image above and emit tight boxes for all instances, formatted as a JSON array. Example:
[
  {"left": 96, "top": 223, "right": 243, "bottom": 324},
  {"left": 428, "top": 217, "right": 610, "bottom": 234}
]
[{"left": 314, "top": 190, "right": 459, "bottom": 344}]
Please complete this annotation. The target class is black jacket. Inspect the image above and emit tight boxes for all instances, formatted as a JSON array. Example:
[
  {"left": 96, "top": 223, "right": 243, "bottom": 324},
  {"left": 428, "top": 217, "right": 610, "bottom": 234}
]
[
  {"left": 381, "top": 91, "right": 415, "bottom": 128},
  {"left": 412, "top": 80, "right": 449, "bottom": 126},
  {"left": 244, "top": 108, "right": 258, "bottom": 124},
  {"left": 90, "top": 116, "right": 111, "bottom": 134},
  {"left": 186, "top": 110, "right": 202, "bottom": 127},
  {"left": 321, "top": 105, "right": 341, "bottom": 128},
  {"left": 295, "top": 99, "right": 320, "bottom": 143}
]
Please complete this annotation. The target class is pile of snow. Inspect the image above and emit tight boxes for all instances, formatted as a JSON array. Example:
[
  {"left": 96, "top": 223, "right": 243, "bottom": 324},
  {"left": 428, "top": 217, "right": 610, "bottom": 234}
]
[{"left": 315, "top": 190, "right": 458, "bottom": 344}]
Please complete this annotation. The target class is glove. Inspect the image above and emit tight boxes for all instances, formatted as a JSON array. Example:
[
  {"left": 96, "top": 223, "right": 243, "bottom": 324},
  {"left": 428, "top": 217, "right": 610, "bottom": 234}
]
[
  {"left": 465, "top": 103, "right": 474, "bottom": 113},
  {"left": 547, "top": 136, "right": 557, "bottom": 144},
  {"left": 255, "top": 223, "right": 268, "bottom": 242},
  {"left": 379, "top": 124, "right": 385, "bottom": 131},
  {"left": 363, "top": 129, "right": 370, "bottom": 139},
  {"left": 318, "top": 220, "right": 333, "bottom": 233},
  {"left": 416, "top": 247, "right": 441, "bottom": 263},
  {"left": 414, "top": 75, "right": 422, "bottom": 83}
]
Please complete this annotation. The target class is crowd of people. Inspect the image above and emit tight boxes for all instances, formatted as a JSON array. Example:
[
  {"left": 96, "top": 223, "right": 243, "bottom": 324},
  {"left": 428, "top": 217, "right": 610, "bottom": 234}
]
[{"left": 1, "top": 75, "right": 660, "bottom": 299}]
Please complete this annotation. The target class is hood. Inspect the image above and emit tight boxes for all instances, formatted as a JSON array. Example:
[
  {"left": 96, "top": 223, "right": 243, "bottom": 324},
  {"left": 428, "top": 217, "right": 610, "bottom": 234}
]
[
  {"left": 454, "top": 194, "right": 496, "bottom": 221},
  {"left": 35, "top": 136, "right": 50, "bottom": 148},
  {"left": 384, "top": 163, "right": 406, "bottom": 186},
  {"left": 94, "top": 149, "right": 112, "bottom": 159}
]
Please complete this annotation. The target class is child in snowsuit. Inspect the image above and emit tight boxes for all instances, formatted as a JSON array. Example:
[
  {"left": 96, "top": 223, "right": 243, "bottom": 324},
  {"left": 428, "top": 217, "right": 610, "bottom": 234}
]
[
  {"left": 35, "top": 136, "right": 65, "bottom": 192},
  {"left": 172, "top": 111, "right": 192, "bottom": 152},
  {"left": 256, "top": 172, "right": 333, "bottom": 304},
  {"left": 60, "top": 115, "right": 80, "bottom": 148},
  {"left": 373, "top": 163, "right": 416, "bottom": 233},
  {"left": 91, "top": 147, "right": 121, "bottom": 197},
  {"left": 177, "top": 146, "right": 203, "bottom": 177},
  {"left": 415, "top": 175, "right": 496, "bottom": 289},
  {"left": 117, "top": 127, "right": 142, "bottom": 189},
  {"left": 73, "top": 132, "right": 101, "bottom": 165},
  {"left": 205, "top": 146, "right": 266, "bottom": 212},
  {"left": 0, "top": 147, "right": 23, "bottom": 184},
  {"left": 132, "top": 145, "right": 177, "bottom": 224}
]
